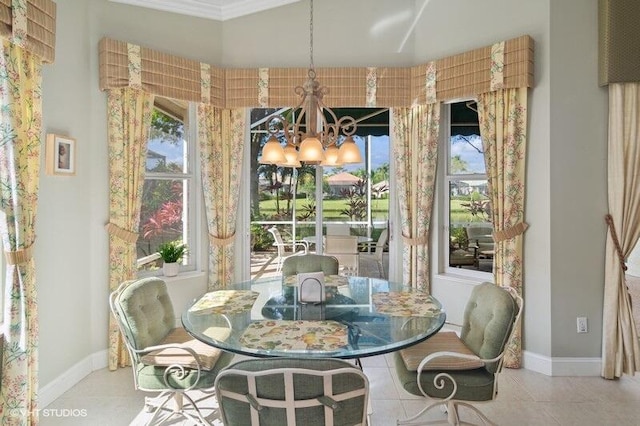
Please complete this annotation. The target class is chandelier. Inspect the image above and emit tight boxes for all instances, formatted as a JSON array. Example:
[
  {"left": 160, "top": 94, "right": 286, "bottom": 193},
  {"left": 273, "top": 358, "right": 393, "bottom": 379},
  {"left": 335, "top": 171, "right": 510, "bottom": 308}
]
[{"left": 258, "top": 0, "right": 362, "bottom": 168}]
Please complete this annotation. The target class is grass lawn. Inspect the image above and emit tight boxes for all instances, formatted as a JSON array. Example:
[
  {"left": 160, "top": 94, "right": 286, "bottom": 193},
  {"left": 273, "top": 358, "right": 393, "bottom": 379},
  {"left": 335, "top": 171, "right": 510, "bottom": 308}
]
[
  {"left": 258, "top": 197, "right": 390, "bottom": 220},
  {"left": 256, "top": 197, "right": 488, "bottom": 223}
]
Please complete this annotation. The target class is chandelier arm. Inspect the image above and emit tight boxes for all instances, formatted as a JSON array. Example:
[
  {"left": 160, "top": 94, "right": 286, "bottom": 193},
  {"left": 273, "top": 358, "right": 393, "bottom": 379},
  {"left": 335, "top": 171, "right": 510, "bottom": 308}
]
[{"left": 258, "top": 0, "right": 362, "bottom": 167}]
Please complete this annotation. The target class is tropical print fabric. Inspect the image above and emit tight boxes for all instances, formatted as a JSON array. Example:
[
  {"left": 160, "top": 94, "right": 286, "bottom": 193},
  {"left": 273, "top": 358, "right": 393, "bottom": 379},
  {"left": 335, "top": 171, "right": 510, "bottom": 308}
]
[
  {"left": 197, "top": 106, "right": 245, "bottom": 290},
  {"left": 106, "top": 87, "right": 154, "bottom": 370},
  {"left": 392, "top": 104, "right": 440, "bottom": 292},
  {"left": 372, "top": 292, "right": 442, "bottom": 317},
  {"left": 477, "top": 87, "right": 528, "bottom": 368},
  {"left": 239, "top": 320, "right": 348, "bottom": 351},
  {"left": 0, "top": 39, "right": 42, "bottom": 426},
  {"left": 189, "top": 290, "right": 259, "bottom": 314}
]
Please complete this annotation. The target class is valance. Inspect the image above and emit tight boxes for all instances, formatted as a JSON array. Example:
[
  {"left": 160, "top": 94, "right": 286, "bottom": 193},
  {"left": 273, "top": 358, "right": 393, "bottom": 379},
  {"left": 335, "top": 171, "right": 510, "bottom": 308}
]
[
  {"left": 0, "top": 0, "right": 56, "bottom": 63},
  {"left": 99, "top": 34, "right": 534, "bottom": 107}
]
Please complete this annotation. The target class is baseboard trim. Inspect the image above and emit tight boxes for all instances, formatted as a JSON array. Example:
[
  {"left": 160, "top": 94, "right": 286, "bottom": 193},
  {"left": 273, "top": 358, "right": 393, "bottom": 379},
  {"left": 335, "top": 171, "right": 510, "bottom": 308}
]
[
  {"left": 40, "top": 348, "right": 603, "bottom": 407},
  {"left": 523, "top": 350, "right": 602, "bottom": 376},
  {"left": 39, "top": 350, "right": 108, "bottom": 408}
]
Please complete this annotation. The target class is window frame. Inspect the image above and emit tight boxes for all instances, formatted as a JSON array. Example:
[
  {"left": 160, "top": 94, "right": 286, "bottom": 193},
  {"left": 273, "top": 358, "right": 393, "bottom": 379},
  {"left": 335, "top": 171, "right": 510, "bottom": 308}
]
[
  {"left": 441, "top": 99, "right": 493, "bottom": 281},
  {"left": 137, "top": 100, "right": 199, "bottom": 277}
]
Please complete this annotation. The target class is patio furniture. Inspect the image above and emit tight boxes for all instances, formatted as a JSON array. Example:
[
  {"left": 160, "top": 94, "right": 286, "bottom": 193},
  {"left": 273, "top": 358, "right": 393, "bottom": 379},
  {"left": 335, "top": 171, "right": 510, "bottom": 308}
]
[
  {"left": 358, "top": 229, "right": 388, "bottom": 278},
  {"left": 395, "top": 282, "right": 522, "bottom": 425},
  {"left": 268, "top": 227, "right": 308, "bottom": 273},
  {"left": 324, "top": 235, "right": 359, "bottom": 276},
  {"left": 109, "top": 277, "right": 233, "bottom": 425},
  {"left": 325, "top": 223, "right": 351, "bottom": 235},
  {"left": 214, "top": 358, "right": 370, "bottom": 426}
]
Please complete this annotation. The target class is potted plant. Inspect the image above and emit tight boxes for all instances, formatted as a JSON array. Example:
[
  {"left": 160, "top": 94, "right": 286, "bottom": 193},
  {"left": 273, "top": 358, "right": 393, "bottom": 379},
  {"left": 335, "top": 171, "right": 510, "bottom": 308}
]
[{"left": 157, "top": 240, "right": 187, "bottom": 277}]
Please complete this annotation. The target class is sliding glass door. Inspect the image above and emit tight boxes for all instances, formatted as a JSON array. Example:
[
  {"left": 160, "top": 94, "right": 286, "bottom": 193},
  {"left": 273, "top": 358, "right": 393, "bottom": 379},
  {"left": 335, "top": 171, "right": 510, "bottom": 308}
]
[{"left": 247, "top": 108, "right": 390, "bottom": 280}]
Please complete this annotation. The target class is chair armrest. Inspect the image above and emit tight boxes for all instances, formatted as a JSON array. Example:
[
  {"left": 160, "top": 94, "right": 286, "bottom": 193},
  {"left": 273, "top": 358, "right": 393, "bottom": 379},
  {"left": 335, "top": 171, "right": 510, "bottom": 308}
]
[{"left": 415, "top": 350, "right": 505, "bottom": 400}]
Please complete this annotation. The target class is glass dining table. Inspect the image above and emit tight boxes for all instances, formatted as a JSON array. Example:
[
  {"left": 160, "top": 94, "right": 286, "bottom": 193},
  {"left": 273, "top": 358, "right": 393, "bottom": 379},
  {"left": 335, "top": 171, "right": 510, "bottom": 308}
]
[{"left": 181, "top": 275, "right": 446, "bottom": 360}]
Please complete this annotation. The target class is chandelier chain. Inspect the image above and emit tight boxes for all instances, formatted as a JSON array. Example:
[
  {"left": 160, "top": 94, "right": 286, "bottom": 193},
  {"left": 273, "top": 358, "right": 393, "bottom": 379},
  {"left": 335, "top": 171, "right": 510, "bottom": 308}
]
[{"left": 309, "top": 0, "right": 314, "bottom": 69}]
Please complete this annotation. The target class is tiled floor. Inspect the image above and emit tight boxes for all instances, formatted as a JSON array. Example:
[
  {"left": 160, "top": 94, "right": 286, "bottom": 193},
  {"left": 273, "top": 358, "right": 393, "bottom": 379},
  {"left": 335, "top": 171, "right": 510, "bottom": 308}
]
[
  {"left": 41, "top": 260, "right": 640, "bottom": 425},
  {"left": 42, "top": 353, "right": 640, "bottom": 425}
]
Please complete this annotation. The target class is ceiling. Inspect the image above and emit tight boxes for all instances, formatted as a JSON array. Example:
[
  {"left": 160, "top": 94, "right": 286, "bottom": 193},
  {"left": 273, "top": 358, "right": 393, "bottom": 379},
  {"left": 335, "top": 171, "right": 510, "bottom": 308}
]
[{"left": 109, "top": 0, "right": 302, "bottom": 21}]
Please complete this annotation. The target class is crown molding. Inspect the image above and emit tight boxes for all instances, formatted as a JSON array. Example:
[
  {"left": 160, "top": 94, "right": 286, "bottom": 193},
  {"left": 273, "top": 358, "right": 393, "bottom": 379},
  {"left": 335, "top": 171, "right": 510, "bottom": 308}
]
[{"left": 110, "top": 0, "right": 301, "bottom": 21}]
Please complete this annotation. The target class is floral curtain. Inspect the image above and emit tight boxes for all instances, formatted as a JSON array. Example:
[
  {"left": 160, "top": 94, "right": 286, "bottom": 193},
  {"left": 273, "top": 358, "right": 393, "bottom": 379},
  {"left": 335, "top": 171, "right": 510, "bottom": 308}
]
[
  {"left": 197, "top": 106, "right": 245, "bottom": 290},
  {"left": 106, "top": 87, "right": 154, "bottom": 370},
  {"left": 391, "top": 104, "right": 440, "bottom": 292},
  {"left": 477, "top": 87, "right": 528, "bottom": 368},
  {"left": 602, "top": 82, "right": 640, "bottom": 379},
  {"left": 0, "top": 39, "right": 42, "bottom": 425}
]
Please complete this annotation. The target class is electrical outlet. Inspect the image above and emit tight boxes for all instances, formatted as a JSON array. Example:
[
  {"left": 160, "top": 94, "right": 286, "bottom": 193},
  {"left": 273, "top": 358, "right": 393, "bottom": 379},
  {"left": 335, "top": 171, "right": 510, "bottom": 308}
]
[{"left": 577, "top": 317, "right": 588, "bottom": 333}]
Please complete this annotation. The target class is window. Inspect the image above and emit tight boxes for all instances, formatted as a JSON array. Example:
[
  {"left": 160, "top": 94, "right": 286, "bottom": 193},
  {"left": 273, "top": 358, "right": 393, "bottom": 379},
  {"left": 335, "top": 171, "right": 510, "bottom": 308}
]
[
  {"left": 137, "top": 97, "right": 197, "bottom": 274},
  {"left": 445, "top": 101, "right": 493, "bottom": 275}
]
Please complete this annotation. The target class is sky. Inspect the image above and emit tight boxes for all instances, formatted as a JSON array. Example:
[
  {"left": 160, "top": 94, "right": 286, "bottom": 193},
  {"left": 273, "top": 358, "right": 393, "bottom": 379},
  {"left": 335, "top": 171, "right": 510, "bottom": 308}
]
[{"left": 450, "top": 134, "right": 485, "bottom": 174}]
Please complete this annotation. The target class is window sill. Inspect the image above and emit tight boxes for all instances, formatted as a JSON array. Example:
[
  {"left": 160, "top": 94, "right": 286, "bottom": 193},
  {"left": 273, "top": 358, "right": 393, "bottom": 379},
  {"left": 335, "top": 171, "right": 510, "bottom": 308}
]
[{"left": 435, "top": 270, "right": 494, "bottom": 286}]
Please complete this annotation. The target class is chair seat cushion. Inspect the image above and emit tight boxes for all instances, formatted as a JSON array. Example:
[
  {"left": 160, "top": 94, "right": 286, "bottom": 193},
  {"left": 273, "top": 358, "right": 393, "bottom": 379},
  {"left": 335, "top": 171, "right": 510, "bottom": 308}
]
[
  {"left": 137, "top": 351, "right": 234, "bottom": 390},
  {"left": 141, "top": 327, "right": 221, "bottom": 371},
  {"left": 394, "top": 352, "right": 495, "bottom": 401},
  {"left": 399, "top": 331, "right": 485, "bottom": 371}
]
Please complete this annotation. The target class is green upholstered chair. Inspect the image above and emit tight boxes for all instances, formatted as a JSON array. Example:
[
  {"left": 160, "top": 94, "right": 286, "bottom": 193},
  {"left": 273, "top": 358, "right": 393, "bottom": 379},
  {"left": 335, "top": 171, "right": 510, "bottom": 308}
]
[
  {"left": 214, "top": 358, "right": 369, "bottom": 426},
  {"left": 282, "top": 253, "right": 339, "bottom": 278},
  {"left": 395, "top": 282, "right": 522, "bottom": 425},
  {"left": 109, "top": 277, "right": 234, "bottom": 425}
]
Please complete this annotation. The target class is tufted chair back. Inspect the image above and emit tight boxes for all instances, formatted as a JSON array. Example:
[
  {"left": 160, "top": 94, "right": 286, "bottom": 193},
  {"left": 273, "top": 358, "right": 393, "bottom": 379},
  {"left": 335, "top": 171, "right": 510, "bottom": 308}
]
[
  {"left": 282, "top": 254, "right": 339, "bottom": 278},
  {"left": 460, "top": 282, "right": 517, "bottom": 373},
  {"left": 111, "top": 277, "right": 175, "bottom": 358}
]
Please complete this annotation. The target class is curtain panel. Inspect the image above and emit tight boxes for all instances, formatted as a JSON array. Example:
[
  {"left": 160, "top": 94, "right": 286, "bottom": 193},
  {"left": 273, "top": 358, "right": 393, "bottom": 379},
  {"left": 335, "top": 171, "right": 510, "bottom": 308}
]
[
  {"left": 198, "top": 106, "right": 245, "bottom": 290},
  {"left": 477, "top": 87, "right": 528, "bottom": 368},
  {"left": 602, "top": 82, "right": 640, "bottom": 379},
  {"left": 0, "top": 39, "right": 42, "bottom": 426},
  {"left": 391, "top": 104, "right": 440, "bottom": 292},
  {"left": 106, "top": 88, "right": 155, "bottom": 370}
]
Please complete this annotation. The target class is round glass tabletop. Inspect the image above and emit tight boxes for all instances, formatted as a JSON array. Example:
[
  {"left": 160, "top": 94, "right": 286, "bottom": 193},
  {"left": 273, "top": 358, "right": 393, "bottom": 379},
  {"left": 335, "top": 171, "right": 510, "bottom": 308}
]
[{"left": 181, "top": 275, "right": 446, "bottom": 360}]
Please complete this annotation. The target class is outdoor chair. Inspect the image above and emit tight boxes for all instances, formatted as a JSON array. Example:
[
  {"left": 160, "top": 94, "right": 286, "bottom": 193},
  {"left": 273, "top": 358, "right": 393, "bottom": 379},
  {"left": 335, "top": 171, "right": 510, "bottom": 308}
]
[
  {"left": 395, "top": 282, "right": 523, "bottom": 425},
  {"left": 214, "top": 357, "right": 370, "bottom": 426},
  {"left": 358, "top": 229, "right": 388, "bottom": 278},
  {"left": 268, "top": 227, "right": 308, "bottom": 273},
  {"left": 324, "top": 235, "right": 359, "bottom": 276},
  {"left": 466, "top": 225, "right": 494, "bottom": 254},
  {"left": 325, "top": 223, "right": 351, "bottom": 235},
  {"left": 109, "top": 277, "right": 234, "bottom": 425}
]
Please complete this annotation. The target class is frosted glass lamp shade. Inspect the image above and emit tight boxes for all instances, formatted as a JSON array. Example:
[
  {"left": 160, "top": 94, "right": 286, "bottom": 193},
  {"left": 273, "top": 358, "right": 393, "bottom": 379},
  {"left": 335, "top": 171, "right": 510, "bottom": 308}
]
[
  {"left": 320, "top": 144, "right": 342, "bottom": 166},
  {"left": 298, "top": 136, "right": 325, "bottom": 163},
  {"left": 279, "top": 144, "right": 302, "bottom": 168},
  {"left": 337, "top": 136, "right": 362, "bottom": 164},
  {"left": 259, "top": 136, "right": 287, "bottom": 164}
]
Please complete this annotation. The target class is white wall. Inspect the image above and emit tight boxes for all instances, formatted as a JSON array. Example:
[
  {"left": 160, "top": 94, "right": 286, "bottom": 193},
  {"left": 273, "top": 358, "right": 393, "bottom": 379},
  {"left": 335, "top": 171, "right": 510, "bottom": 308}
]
[{"left": 37, "top": 0, "right": 608, "bottom": 399}]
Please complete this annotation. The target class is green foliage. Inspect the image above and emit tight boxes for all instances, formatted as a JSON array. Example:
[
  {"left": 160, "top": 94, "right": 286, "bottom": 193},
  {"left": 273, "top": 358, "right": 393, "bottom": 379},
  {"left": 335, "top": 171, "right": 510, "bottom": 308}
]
[
  {"left": 371, "top": 163, "right": 389, "bottom": 183},
  {"left": 450, "top": 155, "right": 469, "bottom": 174},
  {"left": 297, "top": 200, "right": 316, "bottom": 221},
  {"left": 450, "top": 226, "right": 469, "bottom": 249},
  {"left": 250, "top": 224, "right": 273, "bottom": 251},
  {"left": 460, "top": 198, "right": 491, "bottom": 222},
  {"left": 149, "top": 109, "right": 184, "bottom": 142},
  {"left": 340, "top": 178, "right": 368, "bottom": 221},
  {"left": 157, "top": 240, "right": 187, "bottom": 263}
]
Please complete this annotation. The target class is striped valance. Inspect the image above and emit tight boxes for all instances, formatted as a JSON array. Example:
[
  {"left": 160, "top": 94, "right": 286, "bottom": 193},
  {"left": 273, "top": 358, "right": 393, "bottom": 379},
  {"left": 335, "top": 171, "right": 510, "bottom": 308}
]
[
  {"left": 99, "top": 34, "right": 534, "bottom": 107},
  {"left": 0, "top": 0, "right": 56, "bottom": 63}
]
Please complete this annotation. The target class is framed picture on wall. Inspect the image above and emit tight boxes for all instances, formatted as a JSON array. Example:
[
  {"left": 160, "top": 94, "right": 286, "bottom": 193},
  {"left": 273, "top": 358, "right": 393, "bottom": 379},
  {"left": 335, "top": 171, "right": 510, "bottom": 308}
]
[{"left": 46, "top": 134, "right": 76, "bottom": 176}]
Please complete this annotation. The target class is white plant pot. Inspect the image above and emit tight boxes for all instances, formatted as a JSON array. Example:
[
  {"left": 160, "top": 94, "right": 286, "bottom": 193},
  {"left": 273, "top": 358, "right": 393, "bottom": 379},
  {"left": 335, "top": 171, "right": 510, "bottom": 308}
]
[{"left": 163, "top": 262, "right": 179, "bottom": 277}]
